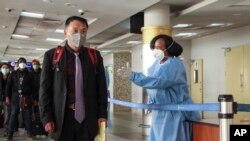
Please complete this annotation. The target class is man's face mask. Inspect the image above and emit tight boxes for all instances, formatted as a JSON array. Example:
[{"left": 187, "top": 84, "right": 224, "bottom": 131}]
[
  {"left": 152, "top": 49, "right": 165, "bottom": 61},
  {"left": 1, "top": 68, "right": 10, "bottom": 75},
  {"left": 19, "top": 63, "right": 26, "bottom": 69},
  {"left": 67, "top": 33, "right": 86, "bottom": 47}
]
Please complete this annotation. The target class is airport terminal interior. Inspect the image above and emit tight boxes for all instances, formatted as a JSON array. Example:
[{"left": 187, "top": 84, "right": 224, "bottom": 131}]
[{"left": 1, "top": 0, "right": 250, "bottom": 141}]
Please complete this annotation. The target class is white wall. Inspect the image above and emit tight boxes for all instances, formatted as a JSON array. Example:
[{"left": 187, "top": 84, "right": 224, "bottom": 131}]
[
  {"left": 177, "top": 40, "right": 192, "bottom": 87},
  {"left": 191, "top": 25, "right": 250, "bottom": 118}
]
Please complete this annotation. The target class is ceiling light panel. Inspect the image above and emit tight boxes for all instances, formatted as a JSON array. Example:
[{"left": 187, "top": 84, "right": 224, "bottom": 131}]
[
  {"left": 173, "top": 24, "right": 192, "bottom": 28},
  {"left": 46, "top": 38, "right": 64, "bottom": 42},
  {"left": 21, "top": 11, "right": 44, "bottom": 18},
  {"left": 55, "top": 29, "right": 64, "bottom": 33},
  {"left": 12, "top": 34, "right": 30, "bottom": 38},
  {"left": 175, "top": 33, "right": 197, "bottom": 37}
]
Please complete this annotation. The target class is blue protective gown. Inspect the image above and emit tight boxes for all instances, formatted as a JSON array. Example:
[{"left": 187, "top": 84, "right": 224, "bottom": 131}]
[{"left": 130, "top": 57, "right": 200, "bottom": 141}]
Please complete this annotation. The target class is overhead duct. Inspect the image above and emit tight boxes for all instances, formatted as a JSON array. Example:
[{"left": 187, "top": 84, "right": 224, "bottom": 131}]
[{"left": 130, "top": 12, "right": 144, "bottom": 34}]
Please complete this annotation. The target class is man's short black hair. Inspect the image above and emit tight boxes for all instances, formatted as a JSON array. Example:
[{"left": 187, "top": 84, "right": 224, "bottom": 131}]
[
  {"left": 65, "top": 16, "right": 88, "bottom": 28},
  {"left": 150, "top": 34, "right": 183, "bottom": 57},
  {"left": 18, "top": 57, "right": 27, "bottom": 63}
]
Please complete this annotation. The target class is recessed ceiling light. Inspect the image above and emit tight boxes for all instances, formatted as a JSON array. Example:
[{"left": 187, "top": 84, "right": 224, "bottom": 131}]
[
  {"left": 55, "top": 29, "right": 64, "bottom": 33},
  {"left": 126, "top": 41, "right": 142, "bottom": 44},
  {"left": 207, "top": 23, "right": 232, "bottom": 27},
  {"left": 2, "top": 25, "right": 8, "bottom": 29},
  {"left": 87, "top": 18, "right": 98, "bottom": 25},
  {"left": 207, "top": 23, "right": 224, "bottom": 27},
  {"left": 46, "top": 38, "right": 64, "bottom": 42},
  {"left": 175, "top": 33, "right": 197, "bottom": 37},
  {"left": 43, "top": 0, "right": 53, "bottom": 3},
  {"left": 21, "top": 11, "right": 44, "bottom": 18},
  {"left": 173, "top": 24, "right": 192, "bottom": 28},
  {"left": 12, "top": 34, "right": 30, "bottom": 38},
  {"left": 64, "top": 3, "right": 77, "bottom": 7},
  {"left": 35, "top": 48, "right": 49, "bottom": 51}
]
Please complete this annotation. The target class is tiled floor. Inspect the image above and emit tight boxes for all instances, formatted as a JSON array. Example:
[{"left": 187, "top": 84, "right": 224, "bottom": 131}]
[{"left": 0, "top": 112, "right": 149, "bottom": 141}]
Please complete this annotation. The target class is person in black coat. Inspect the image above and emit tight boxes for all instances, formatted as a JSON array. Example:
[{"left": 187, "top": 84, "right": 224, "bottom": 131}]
[
  {"left": 39, "top": 16, "right": 108, "bottom": 141},
  {"left": 30, "top": 59, "right": 41, "bottom": 117},
  {"left": 5, "top": 58, "right": 34, "bottom": 140},
  {"left": 0, "top": 63, "right": 11, "bottom": 136}
]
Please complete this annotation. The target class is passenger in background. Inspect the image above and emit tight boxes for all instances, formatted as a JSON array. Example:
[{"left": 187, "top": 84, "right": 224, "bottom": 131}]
[
  {"left": 5, "top": 57, "right": 34, "bottom": 141},
  {"left": 30, "top": 59, "right": 41, "bottom": 116},
  {"left": 8, "top": 65, "right": 14, "bottom": 73},
  {"left": 117, "top": 34, "right": 201, "bottom": 141},
  {"left": 13, "top": 63, "right": 19, "bottom": 71},
  {"left": 0, "top": 63, "right": 11, "bottom": 137}
]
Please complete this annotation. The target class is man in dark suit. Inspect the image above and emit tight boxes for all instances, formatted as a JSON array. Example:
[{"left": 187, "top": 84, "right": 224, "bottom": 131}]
[{"left": 39, "top": 16, "right": 108, "bottom": 141}]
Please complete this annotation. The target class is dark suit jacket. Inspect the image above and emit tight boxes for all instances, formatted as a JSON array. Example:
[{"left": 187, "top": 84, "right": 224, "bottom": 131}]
[{"left": 39, "top": 46, "right": 108, "bottom": 140}]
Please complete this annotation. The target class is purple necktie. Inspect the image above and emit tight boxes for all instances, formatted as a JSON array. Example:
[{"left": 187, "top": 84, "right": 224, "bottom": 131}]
[{"left": 74, "top": 53, "right": 85, "bottom": 123}]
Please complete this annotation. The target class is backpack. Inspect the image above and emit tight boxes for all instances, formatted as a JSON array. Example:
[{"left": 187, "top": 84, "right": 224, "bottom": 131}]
[{"left": 52, "top": 46, "right": 98, "bottom": 71}]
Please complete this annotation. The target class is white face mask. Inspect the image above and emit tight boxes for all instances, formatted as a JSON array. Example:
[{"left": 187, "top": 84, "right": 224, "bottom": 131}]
[
  {"left": 1, "top": 68, "right": 9, "bottom": 75},
  {"left": 152, "top": 49, "right": 165, "bottom": 61},
  {"left": 19, "top": 63, "right": 26, "bottom": 69},
  {"left": 67, "top": 33, "right": 86, "bottom": 47},
  {"left": 33, "top": 65, "right": 39, "bottom": 70}
]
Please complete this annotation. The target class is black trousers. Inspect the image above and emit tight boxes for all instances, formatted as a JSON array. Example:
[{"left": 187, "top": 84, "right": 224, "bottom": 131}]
[{"left": 59, "top": 109, "right": 94, "bottom": 141}]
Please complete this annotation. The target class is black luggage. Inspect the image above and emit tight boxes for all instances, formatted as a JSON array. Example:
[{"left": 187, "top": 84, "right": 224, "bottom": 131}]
[
  {"left": 32, "top": 106, "right": 48, "bottom": 136},
  {"left": 32, "top": 120, "right": 48, "bottom": 136}
]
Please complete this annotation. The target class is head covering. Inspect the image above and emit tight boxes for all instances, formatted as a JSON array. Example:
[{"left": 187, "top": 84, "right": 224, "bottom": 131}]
[
  {"left": 150, "top": 34, "right": 183, "bottom": 57},
  {"left": 32, "top": 59, "right": 40, "bottom": 65}
]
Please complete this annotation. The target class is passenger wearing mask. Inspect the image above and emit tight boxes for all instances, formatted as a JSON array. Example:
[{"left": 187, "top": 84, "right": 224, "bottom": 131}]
[
  {"left": 117, "top": 34, "right": 200, "bottom": 141},
  {"left": 0, "top": 63, "right": 11, "bottom": 137},
  {"left": 5, "top": 58, "right": 34, "bottom": 141},
  {"left": 13, "top": 63, "right": 19, "bottom": 71},
  {"left": 31, "top": 59, "right": 41, "bottom": 115},
  {"left": 39, "top": 16, "right": 107, "bottom": 141}
]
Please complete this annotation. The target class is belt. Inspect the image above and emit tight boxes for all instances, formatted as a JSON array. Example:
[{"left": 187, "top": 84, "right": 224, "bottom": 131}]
[{"left": 67, "top": 103, "right": 75, "bottom": 110}]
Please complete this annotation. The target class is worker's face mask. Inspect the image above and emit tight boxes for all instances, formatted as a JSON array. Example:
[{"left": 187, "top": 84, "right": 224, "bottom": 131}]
[
  {"left": 1, "top": 68, "right": 9, "bottom": 75},
  {"left": 19, "top": 63, "right": 26, "bottom": 69},
  {"left": 32, "top": 64, "right": 39, "bottom": 70},
  {"left": 152, "top": 49, "right": 165, "bottom": 61},
  {"left": 67, "top": 33, "right": 86, "bottom": 48}
]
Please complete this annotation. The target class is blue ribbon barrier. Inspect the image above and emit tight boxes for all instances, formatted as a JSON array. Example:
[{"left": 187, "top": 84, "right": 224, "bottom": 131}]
[
  {"left": 108, "top": 98, "right": 250, "bottom": 112},
  {"left": 237, "top": 104, "right": 250, "bottom": 112}
]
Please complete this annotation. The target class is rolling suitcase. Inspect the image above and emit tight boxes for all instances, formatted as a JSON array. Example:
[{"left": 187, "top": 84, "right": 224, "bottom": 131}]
[
  {"left": 32, "top": 106, "right": 48, "bottom": 136},
  {"left": 32, "top": 120, "right": 48, "bottom": 136}
]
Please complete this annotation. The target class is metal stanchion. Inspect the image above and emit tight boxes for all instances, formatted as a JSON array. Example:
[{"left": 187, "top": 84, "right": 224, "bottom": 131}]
[{"left": 218, "top": 95, "right": 235, "bottom": 141}]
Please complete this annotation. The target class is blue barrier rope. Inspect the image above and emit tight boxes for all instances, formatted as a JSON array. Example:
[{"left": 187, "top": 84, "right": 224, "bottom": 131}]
[
  {"left": 237, "top": 104, "right": 250, "bottom": 112},
  {"left": 108, "top": 98, "right": 250, "bottom": 112}
]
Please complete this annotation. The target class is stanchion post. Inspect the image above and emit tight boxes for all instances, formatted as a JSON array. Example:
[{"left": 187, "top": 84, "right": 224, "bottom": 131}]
[{"left": 218, "top": 95, "right": 234, "bottom": 141}]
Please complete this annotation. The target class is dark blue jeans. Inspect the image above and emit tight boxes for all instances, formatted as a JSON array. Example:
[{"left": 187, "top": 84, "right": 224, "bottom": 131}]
[
  {"left": 4, "top": 103, "right": 11, "bottom": 133},
  {"left": 8, "top": 103, "right": 32, "bottom": 135}
]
